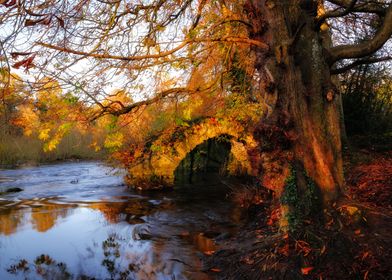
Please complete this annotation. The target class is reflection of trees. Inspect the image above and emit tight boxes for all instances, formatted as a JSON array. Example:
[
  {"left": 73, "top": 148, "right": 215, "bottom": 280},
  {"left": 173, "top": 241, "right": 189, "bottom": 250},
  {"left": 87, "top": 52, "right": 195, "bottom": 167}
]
[
  {"left": 89, "top": 200, "right": 157, "bottom": 225},
  {"left": 31, "top": 204, "right": 71, "bottom": 233},
  {"left": 0, "top": 208, "right": 23, "bottom": 235},
  {"left": 0, "top": 202, "right": 74, "bottom": 235}
]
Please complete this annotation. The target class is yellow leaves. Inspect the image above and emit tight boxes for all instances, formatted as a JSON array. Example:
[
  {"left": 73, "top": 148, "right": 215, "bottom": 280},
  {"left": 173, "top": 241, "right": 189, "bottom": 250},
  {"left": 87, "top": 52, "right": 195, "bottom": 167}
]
[
  {"left": 104, "top": 132, "right": 124, "bottom": 151},
  {"left": 90, "top": 141, "right": 101, "bottom": 152},
  {"left": 38, "top": 128, "right": 51, "bottom": 141},
  {"left": 13, "top": 104, "right": 40, "bottom": 136},
  {"left": 41, "top": 124, "right": 72, "bottom": 152},
  {"left": 44, "top": 138, "right": 60, "bottom": 152},
  {"left": 183, "top": 107, "right": 192, "bottom": 120}
]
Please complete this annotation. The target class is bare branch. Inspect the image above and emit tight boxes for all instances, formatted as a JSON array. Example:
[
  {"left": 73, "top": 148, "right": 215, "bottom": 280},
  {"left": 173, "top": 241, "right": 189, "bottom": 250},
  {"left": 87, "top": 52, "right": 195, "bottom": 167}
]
[
  {"left": 91, "top": 76, "right": 222, "bottom": 120},
  {"left": 327, "top": 4, "right": 392, "bottom": 64},
  {"left": 36, "top": 36, "right": 268, "bottom": 62},
  {"left": 317, "top": 0, "right": 357, "bottom": 25},
  {"left": 331, "top": 56, "right": 392, "bottom": 74},
  {"left": 326, "top": 0, "right": 387, "bottom": 16},
  {"left": 36, "top": 41, "right": 189, "bottom": 61}
]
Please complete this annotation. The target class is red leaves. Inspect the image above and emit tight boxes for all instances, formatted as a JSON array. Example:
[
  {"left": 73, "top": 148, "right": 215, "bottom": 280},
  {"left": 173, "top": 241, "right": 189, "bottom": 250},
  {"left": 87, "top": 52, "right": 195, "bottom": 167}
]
[{"left": 12, "top": 54, "right": 36, "bottom": 70}]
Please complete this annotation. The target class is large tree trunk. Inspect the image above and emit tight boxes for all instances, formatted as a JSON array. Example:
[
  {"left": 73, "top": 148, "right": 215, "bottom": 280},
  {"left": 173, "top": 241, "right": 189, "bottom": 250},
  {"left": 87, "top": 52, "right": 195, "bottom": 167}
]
[{"left": 247, "top": 0, "right": 344, "bottom": 209}]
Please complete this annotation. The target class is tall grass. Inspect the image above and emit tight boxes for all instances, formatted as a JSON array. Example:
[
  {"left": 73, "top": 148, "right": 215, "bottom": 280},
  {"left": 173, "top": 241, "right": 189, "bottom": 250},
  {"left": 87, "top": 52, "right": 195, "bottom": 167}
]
[{"left": 0, "top": 130, "right": 106, "bottom": 166}]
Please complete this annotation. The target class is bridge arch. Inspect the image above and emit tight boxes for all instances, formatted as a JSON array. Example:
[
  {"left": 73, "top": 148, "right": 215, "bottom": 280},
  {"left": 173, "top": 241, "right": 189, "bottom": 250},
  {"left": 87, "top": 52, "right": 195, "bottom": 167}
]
[{"left": 126, "top": 118, "right": 258, "bottom": 189}]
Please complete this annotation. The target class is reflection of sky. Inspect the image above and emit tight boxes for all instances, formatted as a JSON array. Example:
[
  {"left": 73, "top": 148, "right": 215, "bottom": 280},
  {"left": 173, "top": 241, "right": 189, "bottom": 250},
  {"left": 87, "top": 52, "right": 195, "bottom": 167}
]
[{"left": 0, "top": 207, "right": 151, "bottom": 279}]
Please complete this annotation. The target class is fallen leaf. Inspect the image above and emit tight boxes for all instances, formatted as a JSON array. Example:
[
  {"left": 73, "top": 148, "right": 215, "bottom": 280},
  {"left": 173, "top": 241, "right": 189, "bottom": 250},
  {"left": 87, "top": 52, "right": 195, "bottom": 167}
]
[
  {"left": 301, "top": 266, "right": 314, "bottom": 275},
  {"left": 364, "top": 270, "right": 369, "bottom": 280},
  {"left": 210, "top": 268, "right": 221, "bottom": 272}
]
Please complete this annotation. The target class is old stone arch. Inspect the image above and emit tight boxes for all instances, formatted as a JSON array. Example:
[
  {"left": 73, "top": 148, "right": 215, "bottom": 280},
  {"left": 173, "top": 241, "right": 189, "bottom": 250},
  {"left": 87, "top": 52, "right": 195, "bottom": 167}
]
[{"left": 126, "top": 118, "right": 258, "bottom": 189}]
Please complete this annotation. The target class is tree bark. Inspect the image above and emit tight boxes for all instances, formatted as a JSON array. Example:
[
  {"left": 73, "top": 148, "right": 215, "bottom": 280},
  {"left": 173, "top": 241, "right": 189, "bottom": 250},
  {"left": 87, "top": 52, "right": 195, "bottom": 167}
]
[{"left": 247, "top": 0, "right": 344, "bottom": 206}]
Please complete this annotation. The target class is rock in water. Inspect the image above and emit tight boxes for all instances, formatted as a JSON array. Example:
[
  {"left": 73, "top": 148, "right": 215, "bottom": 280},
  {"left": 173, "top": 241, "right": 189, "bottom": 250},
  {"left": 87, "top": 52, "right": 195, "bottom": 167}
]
[{"left": 6, "top": 187, "right": 23, "bottom": 193}]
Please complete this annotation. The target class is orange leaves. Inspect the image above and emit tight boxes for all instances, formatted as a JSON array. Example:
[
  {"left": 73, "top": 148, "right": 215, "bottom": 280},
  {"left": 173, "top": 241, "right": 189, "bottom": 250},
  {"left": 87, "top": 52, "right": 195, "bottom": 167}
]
[{"left": 208, "top": 117, "right": 219, "bottom": 125}]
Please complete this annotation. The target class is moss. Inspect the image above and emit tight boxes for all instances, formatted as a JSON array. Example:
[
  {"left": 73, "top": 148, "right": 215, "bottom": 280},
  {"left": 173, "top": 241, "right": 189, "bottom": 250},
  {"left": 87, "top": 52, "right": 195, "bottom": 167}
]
[{"left": 280, "top": 166, "right": 320, "bottom": 231}]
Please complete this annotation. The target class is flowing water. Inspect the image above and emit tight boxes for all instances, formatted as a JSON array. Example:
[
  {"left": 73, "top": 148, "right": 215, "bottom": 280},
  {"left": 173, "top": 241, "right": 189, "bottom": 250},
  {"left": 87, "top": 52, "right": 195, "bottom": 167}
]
[{"left": 0, "top": 161, "right": 242, "bottom": 280}]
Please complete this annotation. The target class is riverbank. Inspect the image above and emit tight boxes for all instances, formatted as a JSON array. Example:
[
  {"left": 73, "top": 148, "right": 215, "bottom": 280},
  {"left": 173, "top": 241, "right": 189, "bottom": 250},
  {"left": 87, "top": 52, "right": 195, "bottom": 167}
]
[
  {"left": 205, "top": 137, "right": 392, "bottom": 279},
  {"left": 0, "top": 133, "right": 106, "bottom": 168}
]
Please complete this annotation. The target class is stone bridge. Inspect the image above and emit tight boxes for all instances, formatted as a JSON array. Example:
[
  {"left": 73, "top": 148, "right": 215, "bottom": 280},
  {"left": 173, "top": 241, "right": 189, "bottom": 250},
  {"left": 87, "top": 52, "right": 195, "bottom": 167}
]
[{"left": 126, "top": 118, "right": 259, "bottom": 189}]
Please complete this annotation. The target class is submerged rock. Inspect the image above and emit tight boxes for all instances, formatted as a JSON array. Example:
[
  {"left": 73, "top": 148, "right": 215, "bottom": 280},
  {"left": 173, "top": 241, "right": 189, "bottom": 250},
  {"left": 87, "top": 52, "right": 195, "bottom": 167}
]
[{"left": 4, "top": 187, "right": 23, "bottom": 193}]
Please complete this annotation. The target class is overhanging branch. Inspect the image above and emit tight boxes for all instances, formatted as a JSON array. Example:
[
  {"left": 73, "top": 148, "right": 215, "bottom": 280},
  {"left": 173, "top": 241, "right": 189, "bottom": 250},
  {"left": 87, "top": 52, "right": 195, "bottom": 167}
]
[
  {"left": 326, "top": 0, "right": 387, "bottom": 16},
  {"left": 317, "top": 0, "right": 357, "bottom": 25},
  {"left": 331, "top": 56, "right": 392, "bottom": 74},
  {"left": 327, "top": 4, "right": 392, "bottom": 64},
  {"left": 36, "top": 37, "right": 268, "bottom": 62}
]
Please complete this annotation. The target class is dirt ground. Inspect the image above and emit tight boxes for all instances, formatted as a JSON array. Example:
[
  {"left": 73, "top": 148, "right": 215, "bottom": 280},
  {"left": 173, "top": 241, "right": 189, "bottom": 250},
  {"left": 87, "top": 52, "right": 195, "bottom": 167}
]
[{"left": 204, "top": 141, "right": 392, "bottom": 280}]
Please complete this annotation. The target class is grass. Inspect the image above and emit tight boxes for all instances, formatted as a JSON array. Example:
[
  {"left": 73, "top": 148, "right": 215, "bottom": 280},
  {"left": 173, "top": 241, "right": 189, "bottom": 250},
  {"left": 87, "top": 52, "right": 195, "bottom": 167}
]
[{"left": 0, "top": 131, "right": 106, "bottom": 167}]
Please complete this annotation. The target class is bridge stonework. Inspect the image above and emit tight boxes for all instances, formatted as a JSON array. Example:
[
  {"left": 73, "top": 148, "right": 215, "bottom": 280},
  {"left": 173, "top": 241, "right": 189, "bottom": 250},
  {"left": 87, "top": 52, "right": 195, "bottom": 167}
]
[{"left": 126, "top": 118, "right": 258, "bottom": 189}]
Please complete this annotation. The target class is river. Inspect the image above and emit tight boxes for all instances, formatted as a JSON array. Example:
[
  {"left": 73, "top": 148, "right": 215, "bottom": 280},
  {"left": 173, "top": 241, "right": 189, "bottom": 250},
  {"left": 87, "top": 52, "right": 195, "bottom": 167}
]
[{"left": 0, "top": 161, "right": 242, "bottom": 280}]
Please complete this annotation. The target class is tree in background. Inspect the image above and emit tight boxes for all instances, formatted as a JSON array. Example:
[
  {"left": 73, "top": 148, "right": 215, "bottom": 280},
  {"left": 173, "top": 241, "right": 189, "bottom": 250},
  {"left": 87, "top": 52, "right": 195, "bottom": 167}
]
[{"left": 341, "top": 64, "right": 392, "bottom": 135}]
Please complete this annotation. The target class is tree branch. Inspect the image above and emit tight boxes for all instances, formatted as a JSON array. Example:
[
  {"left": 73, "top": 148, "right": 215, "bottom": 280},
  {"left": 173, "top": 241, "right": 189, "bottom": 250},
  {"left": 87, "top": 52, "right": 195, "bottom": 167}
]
[
  {"left": 326, "top": 0, "right": 387, "bottom": 16},
  {"left": 327, "top": 4, "right": 392, "bottom": 64},
  {"left": 36, "top": 41, "right": 189, "bottom": 61},
  {"left": 317, "top": 0, "right": 357, "bottom": 25},
  {"left": 36, "top": 36, "right": 268, "bottom": 62},
  {"left": 94, "top": 77, "right": 220, "bottom": 119},
  {"left": 331, "top": 56, "right": 392, "bottom": 74}
]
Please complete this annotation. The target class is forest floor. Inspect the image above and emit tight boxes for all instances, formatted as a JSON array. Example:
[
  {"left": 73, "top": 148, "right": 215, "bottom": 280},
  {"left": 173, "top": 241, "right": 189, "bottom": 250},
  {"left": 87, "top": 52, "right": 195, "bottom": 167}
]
[{"left": 204, "top": 135, "right": 392, "bottom": 280}]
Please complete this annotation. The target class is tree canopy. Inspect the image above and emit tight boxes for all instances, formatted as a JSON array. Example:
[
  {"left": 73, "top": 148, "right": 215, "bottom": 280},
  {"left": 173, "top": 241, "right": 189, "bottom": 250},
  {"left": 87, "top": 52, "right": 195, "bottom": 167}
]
[{"left": 0, "top": 1, "right": 388, "bottom": 115}]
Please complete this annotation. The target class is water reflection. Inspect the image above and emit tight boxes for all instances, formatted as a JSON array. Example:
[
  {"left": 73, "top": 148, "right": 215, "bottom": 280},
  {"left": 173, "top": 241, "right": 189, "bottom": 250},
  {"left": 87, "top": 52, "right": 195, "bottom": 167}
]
[
  {"left": 0, "top": 208, "right": 23, "bottom": 236},
  {"left": 0, "top": 162, "right": 242, "bottom": 279},
  {"left": 0, "top": 200, "right": 75, "bottom": 235}
]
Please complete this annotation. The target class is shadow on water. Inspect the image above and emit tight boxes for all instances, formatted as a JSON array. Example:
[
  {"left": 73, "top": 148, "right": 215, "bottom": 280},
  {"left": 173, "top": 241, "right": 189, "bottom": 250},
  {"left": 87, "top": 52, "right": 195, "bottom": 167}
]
[{"left": 0, "top": 161, "right": 245, "bottom": 280}]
